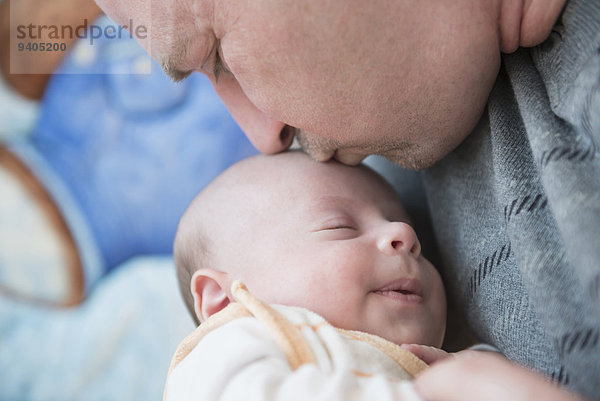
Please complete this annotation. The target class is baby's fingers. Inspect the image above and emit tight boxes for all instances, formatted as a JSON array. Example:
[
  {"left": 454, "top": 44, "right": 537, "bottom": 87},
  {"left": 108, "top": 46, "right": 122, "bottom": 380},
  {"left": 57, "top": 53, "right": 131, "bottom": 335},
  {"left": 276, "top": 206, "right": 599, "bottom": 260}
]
[{"left": 401, "top": 344, "right": 451, "bottom": 365}]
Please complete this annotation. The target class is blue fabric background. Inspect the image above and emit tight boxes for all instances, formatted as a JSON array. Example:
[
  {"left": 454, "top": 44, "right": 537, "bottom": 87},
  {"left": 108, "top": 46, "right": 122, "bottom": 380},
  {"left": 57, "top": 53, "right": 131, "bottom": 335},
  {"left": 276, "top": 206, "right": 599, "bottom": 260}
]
[{"left": 30, "top": 17, "right": 256, "bottom": 272}]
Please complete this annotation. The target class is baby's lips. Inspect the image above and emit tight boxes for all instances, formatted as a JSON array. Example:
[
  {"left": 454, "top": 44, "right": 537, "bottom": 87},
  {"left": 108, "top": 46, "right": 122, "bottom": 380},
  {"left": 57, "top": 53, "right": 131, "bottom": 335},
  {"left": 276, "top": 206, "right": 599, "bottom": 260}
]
[{"left": 376, "top": 277, "right": 423, "bottom": 296}]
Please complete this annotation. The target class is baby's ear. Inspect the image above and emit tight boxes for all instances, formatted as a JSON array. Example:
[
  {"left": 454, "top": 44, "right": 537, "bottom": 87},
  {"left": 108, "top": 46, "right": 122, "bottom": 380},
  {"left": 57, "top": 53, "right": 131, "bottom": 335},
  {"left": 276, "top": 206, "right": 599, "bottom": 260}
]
[{"left": 190, "top": 269, "right": 232, "bottom": 322}]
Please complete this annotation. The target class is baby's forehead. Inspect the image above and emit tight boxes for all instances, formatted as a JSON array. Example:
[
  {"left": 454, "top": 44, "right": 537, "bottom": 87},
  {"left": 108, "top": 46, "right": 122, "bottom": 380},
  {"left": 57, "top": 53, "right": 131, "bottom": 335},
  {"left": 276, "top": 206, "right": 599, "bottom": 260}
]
[{"left": 205, "top": 152, "right": 403, "bottom": 215}]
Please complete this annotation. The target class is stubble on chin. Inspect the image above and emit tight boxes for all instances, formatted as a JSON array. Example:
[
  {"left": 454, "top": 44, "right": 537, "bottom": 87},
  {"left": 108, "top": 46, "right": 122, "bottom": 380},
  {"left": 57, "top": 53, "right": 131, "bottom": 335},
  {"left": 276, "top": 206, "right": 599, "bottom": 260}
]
[
  {"left": 383, "top": 144, "right": 438, "bottom": 171},
  {"left": 296, "top": 128, "right": 440, "bottom": 170},
  {"left": 295, "top": 129, "right": 338, "bottom": 162}
]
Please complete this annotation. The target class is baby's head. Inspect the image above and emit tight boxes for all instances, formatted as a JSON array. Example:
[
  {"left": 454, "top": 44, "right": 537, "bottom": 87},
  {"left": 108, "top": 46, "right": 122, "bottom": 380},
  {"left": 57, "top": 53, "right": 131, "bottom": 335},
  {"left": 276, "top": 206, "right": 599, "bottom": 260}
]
[{"left": 174, "top": 151, "right": 446, "bottom": 347}]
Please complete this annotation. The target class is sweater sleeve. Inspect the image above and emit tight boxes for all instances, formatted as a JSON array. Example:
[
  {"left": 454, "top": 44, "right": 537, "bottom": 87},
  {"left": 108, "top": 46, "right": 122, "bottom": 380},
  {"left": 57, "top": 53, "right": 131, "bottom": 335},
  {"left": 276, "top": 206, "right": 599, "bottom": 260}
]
[{"left": 165, "top": 317, "right": 423, "bottom": 401}]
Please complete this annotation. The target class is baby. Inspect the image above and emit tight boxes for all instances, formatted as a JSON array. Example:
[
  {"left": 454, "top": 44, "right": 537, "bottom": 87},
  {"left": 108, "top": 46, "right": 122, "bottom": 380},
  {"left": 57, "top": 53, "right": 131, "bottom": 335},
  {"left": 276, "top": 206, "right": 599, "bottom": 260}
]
[{"left": 165, "top": 151, "right": 447, "bottom": 400}]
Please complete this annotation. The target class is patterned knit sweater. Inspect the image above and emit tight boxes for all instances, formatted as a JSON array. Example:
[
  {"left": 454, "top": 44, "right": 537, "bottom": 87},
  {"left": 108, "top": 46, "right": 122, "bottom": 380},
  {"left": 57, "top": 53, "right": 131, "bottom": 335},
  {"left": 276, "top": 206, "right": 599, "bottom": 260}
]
[{"left": 422, "top": 0, "right": 600, "bottom": 398}]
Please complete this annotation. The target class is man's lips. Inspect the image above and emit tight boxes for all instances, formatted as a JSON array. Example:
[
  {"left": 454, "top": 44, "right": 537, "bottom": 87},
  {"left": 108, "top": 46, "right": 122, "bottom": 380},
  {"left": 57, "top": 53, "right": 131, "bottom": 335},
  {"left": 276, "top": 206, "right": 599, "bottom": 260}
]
[
  {"left": 373, "top": 279, "right": 423, "bottom": 303},
  {"left": 334, "top": 150, "right": 366, "bottom": 166}
]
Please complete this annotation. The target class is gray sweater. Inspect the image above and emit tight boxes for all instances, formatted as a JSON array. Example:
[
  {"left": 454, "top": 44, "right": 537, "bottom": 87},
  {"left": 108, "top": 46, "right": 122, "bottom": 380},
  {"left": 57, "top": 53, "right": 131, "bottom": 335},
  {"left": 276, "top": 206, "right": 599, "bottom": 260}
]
[{"left": 423, "top": 0, "right": 600, "bottom": 398}]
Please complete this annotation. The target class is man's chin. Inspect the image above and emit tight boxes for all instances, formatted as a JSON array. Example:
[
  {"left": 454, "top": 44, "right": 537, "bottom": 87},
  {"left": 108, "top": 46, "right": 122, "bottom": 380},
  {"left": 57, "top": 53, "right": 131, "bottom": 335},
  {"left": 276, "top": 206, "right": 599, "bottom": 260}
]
[
  {"left": 384, "top": 136, "right": 466, "bottom": 170},
  {"left": 384, "top": 148, "right": 438, "bottom": 171}
]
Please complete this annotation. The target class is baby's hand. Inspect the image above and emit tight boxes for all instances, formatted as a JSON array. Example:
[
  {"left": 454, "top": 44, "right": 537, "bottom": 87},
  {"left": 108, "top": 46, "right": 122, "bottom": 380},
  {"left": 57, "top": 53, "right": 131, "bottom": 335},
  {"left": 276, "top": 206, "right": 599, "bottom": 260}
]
[
  {"left": 412, "top": 351, "right": 585, "bottom": 401},
  {"left": 401, "top": 344, "right": 452, "bottom": 365}
]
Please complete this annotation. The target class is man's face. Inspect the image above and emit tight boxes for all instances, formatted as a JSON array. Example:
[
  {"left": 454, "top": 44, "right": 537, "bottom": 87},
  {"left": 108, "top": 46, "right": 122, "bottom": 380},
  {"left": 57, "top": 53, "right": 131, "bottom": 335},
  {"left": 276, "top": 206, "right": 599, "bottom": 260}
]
[
  {"left": 97, "top": 0, "right": 501, "bottom": 169},
  {"left": 210, "top": 153, "right": 446, "bottom": 347}
]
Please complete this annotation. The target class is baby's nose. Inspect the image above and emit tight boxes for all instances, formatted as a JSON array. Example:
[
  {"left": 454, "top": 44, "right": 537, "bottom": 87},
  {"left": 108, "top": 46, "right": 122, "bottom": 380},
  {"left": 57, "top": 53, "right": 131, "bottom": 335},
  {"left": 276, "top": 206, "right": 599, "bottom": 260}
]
[{"left": 377, "top": 222, "right": 421, "bottom": 257}]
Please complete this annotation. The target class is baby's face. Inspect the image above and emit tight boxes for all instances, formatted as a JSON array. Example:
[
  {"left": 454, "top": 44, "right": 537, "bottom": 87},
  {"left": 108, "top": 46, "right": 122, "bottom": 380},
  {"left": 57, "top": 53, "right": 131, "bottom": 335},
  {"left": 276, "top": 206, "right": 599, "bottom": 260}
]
[{"left": 212, "top": 153, "right": 446, "bottom": 347}]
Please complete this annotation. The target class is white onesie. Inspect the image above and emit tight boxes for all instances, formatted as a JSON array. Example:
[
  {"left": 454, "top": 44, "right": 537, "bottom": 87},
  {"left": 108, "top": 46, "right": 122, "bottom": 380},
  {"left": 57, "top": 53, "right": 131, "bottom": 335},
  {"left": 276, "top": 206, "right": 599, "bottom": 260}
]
[{"left": 164, "top": 281, "right": 427, "bottom": 401}]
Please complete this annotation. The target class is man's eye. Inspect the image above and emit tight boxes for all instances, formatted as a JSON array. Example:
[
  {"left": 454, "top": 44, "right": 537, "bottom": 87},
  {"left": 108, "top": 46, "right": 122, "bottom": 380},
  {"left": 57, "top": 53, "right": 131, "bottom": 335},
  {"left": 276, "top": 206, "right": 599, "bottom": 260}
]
[{"left": 213, "top": 51, "right": 230, "bottom": 82}]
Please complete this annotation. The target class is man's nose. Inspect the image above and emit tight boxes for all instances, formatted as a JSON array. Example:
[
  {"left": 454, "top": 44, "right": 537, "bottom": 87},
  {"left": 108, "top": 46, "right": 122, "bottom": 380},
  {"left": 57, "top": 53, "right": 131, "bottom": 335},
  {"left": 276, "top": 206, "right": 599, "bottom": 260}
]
[
  {"left": 246, "top": 122, "right": 295, "bottom": 154},
  {"left": 376, "top": 222, "right": 421, "bottom": 257},
  {"left": 209, "top": 75, "right": 295, "bottom": 154}
]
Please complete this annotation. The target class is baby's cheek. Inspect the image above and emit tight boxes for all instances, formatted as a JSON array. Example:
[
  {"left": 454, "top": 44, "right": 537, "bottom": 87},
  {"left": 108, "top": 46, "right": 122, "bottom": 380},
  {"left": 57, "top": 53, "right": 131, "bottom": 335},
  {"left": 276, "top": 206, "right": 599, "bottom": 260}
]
[{"left": 315, "top": 295, "right": 362, "bottom": 331}]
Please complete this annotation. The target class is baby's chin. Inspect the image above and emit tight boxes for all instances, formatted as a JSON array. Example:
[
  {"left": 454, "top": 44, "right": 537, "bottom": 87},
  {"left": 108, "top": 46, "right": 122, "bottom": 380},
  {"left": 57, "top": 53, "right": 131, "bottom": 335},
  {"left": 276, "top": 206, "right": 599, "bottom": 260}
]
[{"left": 371, "top": 327, "right": 442, "bottom": 349}]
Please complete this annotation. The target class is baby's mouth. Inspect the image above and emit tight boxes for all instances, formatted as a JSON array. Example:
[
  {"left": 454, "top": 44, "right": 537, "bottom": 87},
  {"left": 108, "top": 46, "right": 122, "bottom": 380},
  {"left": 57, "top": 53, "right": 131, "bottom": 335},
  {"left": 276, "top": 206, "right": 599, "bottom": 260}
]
[{"left": 374, "top": 279, "right": 423, "bottom": 303}]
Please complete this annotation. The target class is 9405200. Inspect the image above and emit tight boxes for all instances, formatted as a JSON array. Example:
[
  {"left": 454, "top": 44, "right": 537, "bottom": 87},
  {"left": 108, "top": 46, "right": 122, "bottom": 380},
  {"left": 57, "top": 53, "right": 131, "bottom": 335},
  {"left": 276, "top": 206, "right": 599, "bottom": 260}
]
[{"left": 17, "top": 42, "right": 67, "bottom": 52}]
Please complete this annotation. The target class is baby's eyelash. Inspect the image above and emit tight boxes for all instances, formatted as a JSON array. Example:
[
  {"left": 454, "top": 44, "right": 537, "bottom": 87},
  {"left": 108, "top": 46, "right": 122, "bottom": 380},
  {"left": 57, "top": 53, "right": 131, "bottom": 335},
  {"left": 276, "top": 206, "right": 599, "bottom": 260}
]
[{"left": 323, "top": 225, "right": 355, "bottom": 230}]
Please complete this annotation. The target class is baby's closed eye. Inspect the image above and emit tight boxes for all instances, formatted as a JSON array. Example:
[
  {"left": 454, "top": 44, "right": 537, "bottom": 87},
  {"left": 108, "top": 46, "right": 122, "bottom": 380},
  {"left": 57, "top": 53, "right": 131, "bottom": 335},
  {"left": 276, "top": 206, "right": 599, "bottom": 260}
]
[
  {"left": 312, "top": 217, "right": 360, "bottom": 240},
  {"left": 317, "top": 217, "right": 357, "bottom": 231}
]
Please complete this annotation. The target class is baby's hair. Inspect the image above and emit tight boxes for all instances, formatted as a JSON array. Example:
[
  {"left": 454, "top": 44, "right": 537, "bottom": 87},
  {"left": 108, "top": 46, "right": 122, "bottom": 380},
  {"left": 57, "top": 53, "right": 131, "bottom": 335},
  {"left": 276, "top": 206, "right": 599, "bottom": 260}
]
[
  {"left": 174, "top": 201, "right": 212, "bottom": 326},
  {"left": 173, "top": 151, "right": 302, "bottom": 325}
]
